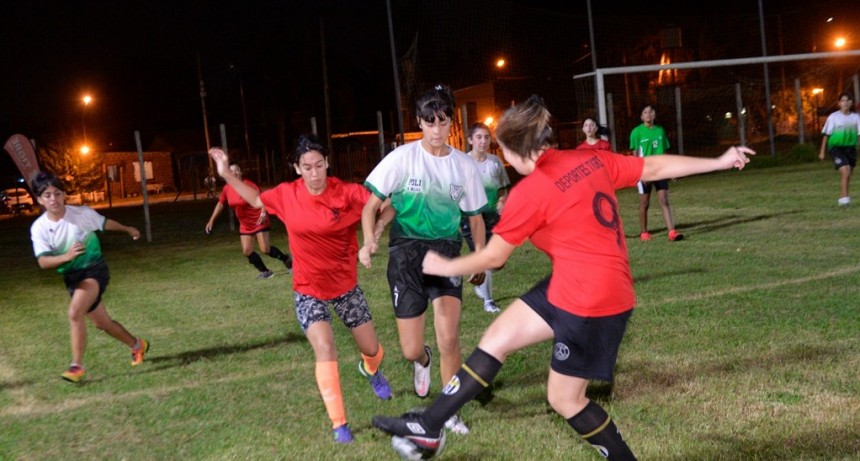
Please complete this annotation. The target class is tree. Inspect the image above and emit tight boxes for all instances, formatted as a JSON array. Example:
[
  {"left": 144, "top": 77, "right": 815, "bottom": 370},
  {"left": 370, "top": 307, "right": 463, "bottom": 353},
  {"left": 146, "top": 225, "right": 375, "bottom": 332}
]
[{"left": 37, "top": 143, "right": 103, "bottom": 195}]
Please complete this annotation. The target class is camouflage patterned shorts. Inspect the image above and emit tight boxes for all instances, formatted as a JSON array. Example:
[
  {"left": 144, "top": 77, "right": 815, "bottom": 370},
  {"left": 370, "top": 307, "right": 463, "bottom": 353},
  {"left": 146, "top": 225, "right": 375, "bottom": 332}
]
[{"left": 294, "top": 285, "right": 372, "bottom": 333}]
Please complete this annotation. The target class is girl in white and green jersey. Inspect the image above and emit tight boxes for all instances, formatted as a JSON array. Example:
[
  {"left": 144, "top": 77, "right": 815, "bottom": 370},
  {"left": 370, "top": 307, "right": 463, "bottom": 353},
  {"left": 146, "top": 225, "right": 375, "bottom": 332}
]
[{"left": 359, "top": 85, "right": 488, "bottom": 435}]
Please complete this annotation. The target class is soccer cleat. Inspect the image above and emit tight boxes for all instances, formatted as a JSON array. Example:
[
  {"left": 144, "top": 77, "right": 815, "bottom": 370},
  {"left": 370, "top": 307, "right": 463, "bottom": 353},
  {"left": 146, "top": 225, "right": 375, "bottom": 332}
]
[
  {"left": 61, "top": 364, "right": 86, "bottom": 383},
  {"left": 131, "top": 338, "right": 149, "bottom": 366},
  {"left": 359, "top": 360, "right": 392, "bottom": 400},
  {"left": 256, "top": 270, "right": 275, "bottom": 280},
  {"left": 444, "top": 414, "right": 470, "bottom": 435},
  {"left": 413, "top": 345, "right": 432, "bottom": 398},
  {"left": 838, "top": 196, "right": 851, "bottom": 207},
  {"left": 332, "top": 423, "right": 354, "bottom": 444},
  {"left": 639, "top": 232, "right": 652, "bottom": 241},
  {"left": 483, "top": 300, "right": 500, "bottom": 314},
  {"left": 668, "top": 229, "right": 684, "bottom": 241},
  {"left": 373, "top": 411, "right": 445, "bottom": 456}
]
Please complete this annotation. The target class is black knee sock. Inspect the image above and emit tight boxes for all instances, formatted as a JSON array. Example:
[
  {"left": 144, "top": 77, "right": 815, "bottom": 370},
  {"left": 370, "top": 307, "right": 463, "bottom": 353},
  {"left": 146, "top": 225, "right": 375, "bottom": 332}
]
[
  {"left": 268, "top": 246, "right": 292, "bottom": 268},
  {"left": 421, "top": 348, "right": 502, "bottom": 432},
  {"left": 247, "top": 252, "right": 268, "bottom": 272},
  {"left": 567, "top": 401, "right": 636, "bottom": 461}
]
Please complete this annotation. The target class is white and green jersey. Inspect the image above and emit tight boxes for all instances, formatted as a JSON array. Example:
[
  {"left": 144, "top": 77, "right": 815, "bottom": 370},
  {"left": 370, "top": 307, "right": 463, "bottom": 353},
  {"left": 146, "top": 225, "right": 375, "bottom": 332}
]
[
  {"left": 31, "top": 205, "right": 107, "bottom": 273},
  {"left": 822, "top": 111, "right": 860, "bottom": 149},
  {"left": 468, "top": 151, "right": 510, "bottom": 211},
  {"left": 365, "top": 141, "right": 488, "bottom": 242}
]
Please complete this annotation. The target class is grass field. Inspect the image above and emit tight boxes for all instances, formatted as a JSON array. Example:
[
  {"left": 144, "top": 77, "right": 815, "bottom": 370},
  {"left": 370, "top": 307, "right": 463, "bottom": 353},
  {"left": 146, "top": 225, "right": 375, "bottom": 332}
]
[{"left": 1, "top": 157, "right": 858, "bottom": 460}]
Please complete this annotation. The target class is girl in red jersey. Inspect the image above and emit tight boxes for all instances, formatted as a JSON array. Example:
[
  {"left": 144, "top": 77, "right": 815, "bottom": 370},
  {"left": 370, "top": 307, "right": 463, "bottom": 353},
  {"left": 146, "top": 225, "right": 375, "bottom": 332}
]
[
  {"left": 209, "top": 135, "right": 393, "bottom": 445},
  {"left": 372, "top": 95, "right": 754, "bottom": 460},
  {"left": 205, "top": 163, "right": 292, "bottom": 279},
  {"left": 577, "top": 116, "right": 611, "bottom": 151}
]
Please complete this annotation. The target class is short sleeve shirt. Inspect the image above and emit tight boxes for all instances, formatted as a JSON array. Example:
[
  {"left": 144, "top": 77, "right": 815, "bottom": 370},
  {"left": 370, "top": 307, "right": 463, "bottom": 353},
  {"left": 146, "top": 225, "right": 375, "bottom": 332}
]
[
  {"left": 468, "top": 152, "right": 511, "bottom": 211},
  {"left": 260, "top": 177, "right": 368, "bottom": 300},
  {"left": 629, "top": 124, "right": 669, "bottom": 156},
  {"left": 364, "top": 141, "right": 488, "bottom": 242},
  {"left": 822, "top": 111, "right": 860, "bottom": 150},
  {"left": 576, "top": 139, "right": 611, "bottom": 151},
  {"left": 219, "top": 179, "right": 269, "bottom": 234},
  {"left": 31, "top": 205, "right": 107, "bottom": 273},
  {"left": 493, "top": 148, "right": 644, "bottom": 317}
]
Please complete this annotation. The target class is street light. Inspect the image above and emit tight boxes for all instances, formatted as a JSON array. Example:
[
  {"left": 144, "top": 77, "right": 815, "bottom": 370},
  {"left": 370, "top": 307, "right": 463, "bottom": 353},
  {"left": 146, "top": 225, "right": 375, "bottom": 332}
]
[{"left": 81, "top": 94, "right": 92, "bottom": 152}]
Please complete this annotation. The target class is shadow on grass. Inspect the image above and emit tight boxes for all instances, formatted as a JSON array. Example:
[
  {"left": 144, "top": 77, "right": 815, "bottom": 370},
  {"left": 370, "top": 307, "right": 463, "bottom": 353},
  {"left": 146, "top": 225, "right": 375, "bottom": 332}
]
[
  {"left": 144, "top": 333, "right": 305, "bottom": 371},
  {"left": 1, "top": 379, "right": 35, "bottom": 391},
  {"left": 618, "top": 343, "right": 839, "bottom": 395},
  {"left": 624, "top": 211, "right": 803, "bottom": 239},
  {"left": 634, "top": 267, "right": 707, "bottom": 284},
  {"left": 663, "top": 426, "right": 860, "bottom": 461}
]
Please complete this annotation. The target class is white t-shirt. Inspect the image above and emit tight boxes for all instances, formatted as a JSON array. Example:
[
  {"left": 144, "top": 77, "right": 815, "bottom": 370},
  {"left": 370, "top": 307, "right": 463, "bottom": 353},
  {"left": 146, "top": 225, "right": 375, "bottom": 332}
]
[
  {"left": 31, "top": 205, "right": 106, "bottom": 273},
  {"left": 822, "top": 111, "right": 860, "bottom": 149},
  {"left": 365, "top": 141, "right": 488, "bottom": 241},
  {"left": 468, "top": 151, "right": 510, "bottom": 211}
]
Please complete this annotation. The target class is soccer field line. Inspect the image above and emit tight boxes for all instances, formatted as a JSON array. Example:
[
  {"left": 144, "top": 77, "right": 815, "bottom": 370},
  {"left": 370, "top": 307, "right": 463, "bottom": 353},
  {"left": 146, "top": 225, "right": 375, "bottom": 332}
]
[
  {"left": 0, "top": 367, "right": 285, "bottom": 419},
  {"left": 646, "top": 263, "right": 860, "bottom": 307}
]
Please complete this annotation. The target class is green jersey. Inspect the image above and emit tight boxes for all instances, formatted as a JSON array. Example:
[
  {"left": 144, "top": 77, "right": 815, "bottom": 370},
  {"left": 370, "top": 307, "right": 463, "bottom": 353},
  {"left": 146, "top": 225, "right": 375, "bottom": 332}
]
[
  {"left": 629, "top": 123, "right": 669, "bottom": 156},
  {"left": 365, "top": 141, "right": 488, "bottom": 242}
]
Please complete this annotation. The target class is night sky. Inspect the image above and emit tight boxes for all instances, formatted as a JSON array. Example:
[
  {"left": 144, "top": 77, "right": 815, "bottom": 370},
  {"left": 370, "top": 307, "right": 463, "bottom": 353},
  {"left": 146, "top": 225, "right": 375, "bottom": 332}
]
[{"left": 1, "top": 0, "right": 853, "bottom": 182}]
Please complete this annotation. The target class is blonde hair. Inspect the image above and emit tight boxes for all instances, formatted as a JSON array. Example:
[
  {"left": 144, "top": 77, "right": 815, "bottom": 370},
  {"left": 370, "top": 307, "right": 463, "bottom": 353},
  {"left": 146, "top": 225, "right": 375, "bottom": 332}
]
[{"left": 495, "top": 95, "right": 553, "bottom": 158}]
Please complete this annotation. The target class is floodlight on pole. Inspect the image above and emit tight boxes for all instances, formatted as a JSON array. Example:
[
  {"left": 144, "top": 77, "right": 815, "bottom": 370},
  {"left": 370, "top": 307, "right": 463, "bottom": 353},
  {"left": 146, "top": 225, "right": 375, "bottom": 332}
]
[{"left": 81, "top": 94, "right": 92, "bottom": 147}]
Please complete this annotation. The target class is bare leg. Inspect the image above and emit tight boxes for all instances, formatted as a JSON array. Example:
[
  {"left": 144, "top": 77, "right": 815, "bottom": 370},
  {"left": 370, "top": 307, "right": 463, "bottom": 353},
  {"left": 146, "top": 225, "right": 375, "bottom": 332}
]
[
  {"left": 657, "top": 189, "right": 675, "bottom": 231},
  {"left": 307, "top": 321, "right": 337, "bottom": 361},
  {"left": 839, "top": 165, "right": 852, "bottom": 198},
  {"left": 67, "top": 280, "right": 100, "bottom": 365},
  {"left": 638, "top": 192, "right": 650, "bottom": 234},
  {"left": 239, "top": 234, "right": 255, "bottom": 256},
  {"left": 87, "top": 303, "right": 136, "bottom": 347},
  {"left": 432, "top": 295, "right": 462, "bottom": 385},
  {"left": 396, "top": 315, "right": 427, "bottom": 363},
  {"left": 350, "top": 322, "right": 380, "bottom": 357},
  {"left": 256, "top": 231, "right": 271, "bottom": 254}
]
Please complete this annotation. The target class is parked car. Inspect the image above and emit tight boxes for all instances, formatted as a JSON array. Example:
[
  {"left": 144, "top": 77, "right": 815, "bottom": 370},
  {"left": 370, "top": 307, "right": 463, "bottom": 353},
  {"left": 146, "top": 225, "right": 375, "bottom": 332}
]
[{"left": 2, "top": 187, "right": 36, "bottom": 214}]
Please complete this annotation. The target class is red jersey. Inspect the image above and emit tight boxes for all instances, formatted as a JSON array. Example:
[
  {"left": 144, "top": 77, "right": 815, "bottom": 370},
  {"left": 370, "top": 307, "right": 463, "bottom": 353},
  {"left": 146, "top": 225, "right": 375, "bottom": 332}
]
[
  {"left": 492, "top": 148, "right": 644, "bottom": 317},
  {"left": 219, "top": 179, "right": 269, "bottom": 234},
  {"left": 576, "top": 139, "right": 611, "bottom": 151},
  {"left": 260, "top": 177, "right": 369, "bottom": 300}
]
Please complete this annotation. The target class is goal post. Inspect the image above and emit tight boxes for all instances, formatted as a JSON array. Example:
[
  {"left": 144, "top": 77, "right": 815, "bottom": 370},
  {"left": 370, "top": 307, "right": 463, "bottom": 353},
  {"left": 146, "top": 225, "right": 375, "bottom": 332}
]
[{"left": 574, "top": 49, "right": 860, "bottom": 156}]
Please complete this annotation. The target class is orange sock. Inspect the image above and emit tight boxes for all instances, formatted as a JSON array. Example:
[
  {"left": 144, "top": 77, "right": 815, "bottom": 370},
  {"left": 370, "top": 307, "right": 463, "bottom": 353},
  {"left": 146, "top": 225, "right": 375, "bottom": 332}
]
[
  {"left": 361, "top": 343, "right": 384, "bottom": 375},
  {"left": 315, "top": 361, "right": 346, "bottom": 428}
]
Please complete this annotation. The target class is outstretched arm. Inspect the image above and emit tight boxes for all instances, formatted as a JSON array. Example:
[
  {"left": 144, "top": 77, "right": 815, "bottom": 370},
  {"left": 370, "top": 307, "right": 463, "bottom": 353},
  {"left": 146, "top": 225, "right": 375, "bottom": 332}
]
[
  {"left": 641, "top": 146, "right": 754, "bottom": 182},
  {"left": 209, "top": 148, "right": 264, "bottom": 209},
  {"left": 423, "top": 234, "right": 515, "bottom": 278},
  {"left": 104, "top": 219, "right": 141, "bottom": 240}
]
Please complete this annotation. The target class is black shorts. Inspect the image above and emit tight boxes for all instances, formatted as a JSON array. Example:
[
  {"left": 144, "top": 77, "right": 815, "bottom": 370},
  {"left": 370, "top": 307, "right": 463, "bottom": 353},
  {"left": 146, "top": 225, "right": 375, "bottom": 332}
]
[
  {"left": 829, "top": 146, "right": 857, "bottom": 169},
  {"left": 521, "top": 277, "right": 632, "bottom": 382},
  {"left": 638, "top": 179, "right": 669, "bottom": 194},
  {"left": 63, "top": 260, "right": 110, "bottom": 313},
  {"left": 460, "top": 212, "right": 500, "bottom": 252},
  {"left": 387, "top": 238, "right": 463, "bottom": 319}
]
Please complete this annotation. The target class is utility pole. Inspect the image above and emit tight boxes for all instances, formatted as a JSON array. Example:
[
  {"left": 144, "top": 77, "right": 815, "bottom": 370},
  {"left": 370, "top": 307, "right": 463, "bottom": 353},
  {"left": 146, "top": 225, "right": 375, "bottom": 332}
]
[{"left": 198, "top": 53, "right": 214, "bottom": 175}]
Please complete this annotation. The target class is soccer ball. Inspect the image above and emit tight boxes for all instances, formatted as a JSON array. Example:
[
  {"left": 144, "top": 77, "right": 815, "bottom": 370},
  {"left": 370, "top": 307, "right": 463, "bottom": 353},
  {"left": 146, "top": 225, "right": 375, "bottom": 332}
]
[{"left": 391, "top": 432, "right": 447, "bottom": 460}]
